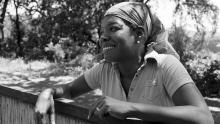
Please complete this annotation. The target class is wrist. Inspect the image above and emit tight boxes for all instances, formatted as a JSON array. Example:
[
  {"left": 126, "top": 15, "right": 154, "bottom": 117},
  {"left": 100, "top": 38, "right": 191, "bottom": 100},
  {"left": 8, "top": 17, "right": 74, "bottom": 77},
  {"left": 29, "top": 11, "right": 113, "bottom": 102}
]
[
  {"left": 125, "top": 102, "right": 136, "bottom": 118},
  {"left": 39, "top": 88, "right": 54, "bottom": 99},
  {"left": 52, "top": 87, "right": 64, "bottom": 99}
]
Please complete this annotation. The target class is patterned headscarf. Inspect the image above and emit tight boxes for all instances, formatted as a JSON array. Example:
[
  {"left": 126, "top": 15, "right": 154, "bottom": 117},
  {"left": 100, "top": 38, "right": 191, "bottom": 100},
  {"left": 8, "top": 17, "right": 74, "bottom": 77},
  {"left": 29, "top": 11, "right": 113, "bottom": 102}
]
[
  {"left": 103, "top": 2, "right": 180, "bottom": 59},
  {"left": 104, "top": 2, "right": 163, "bottom": 44}
]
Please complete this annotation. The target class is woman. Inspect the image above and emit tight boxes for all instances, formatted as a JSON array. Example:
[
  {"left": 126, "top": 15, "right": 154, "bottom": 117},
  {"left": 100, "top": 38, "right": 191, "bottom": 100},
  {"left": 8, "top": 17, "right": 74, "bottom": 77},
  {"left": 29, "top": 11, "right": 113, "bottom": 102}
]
[
  {"left": 35, "top": 2, "right": 213, "bottom": 124},
  {"left": 95, "top": 3, "right": 180, "bottom": 61}
]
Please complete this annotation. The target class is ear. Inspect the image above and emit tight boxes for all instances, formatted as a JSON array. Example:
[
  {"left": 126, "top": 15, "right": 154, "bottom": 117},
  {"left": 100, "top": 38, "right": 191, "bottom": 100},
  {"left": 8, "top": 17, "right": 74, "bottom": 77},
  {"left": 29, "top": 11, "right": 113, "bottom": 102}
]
[
  {"left": 135, "top": 27, "right": 145, "bottom": 37},
  {"left": 135, "top": 27, "right": 146, "bottom": 44}
]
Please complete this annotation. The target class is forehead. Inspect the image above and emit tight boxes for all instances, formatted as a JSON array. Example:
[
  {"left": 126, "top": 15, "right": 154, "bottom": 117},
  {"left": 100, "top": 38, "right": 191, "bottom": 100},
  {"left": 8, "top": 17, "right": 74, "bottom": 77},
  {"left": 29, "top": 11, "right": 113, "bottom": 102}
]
[{"left": 101, "top": 16, "right": 126, "bottom": 28}]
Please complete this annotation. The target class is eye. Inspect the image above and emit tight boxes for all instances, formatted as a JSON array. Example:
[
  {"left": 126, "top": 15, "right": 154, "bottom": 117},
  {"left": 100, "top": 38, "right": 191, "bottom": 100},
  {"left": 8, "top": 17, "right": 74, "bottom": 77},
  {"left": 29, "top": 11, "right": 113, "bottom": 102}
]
[
  {"left": 100, "top": 29, "right": 104, "bottom": 35},
  {"left": 109, "top": 25, "right": 121, "bottom": 32}
]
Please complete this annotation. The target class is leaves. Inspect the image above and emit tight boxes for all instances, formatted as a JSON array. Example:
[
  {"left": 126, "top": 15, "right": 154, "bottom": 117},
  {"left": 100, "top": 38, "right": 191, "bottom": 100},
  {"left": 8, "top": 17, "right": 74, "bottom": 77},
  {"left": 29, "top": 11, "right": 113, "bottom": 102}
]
[
  {"left": 185, "top": 51, "right": 220, "bottom": 96},
  {"left": 1, "top": 0, "right": 219, "bottom": 62},
  {"left": 173, "top": 0, "right": 219, "bottom": 34}
]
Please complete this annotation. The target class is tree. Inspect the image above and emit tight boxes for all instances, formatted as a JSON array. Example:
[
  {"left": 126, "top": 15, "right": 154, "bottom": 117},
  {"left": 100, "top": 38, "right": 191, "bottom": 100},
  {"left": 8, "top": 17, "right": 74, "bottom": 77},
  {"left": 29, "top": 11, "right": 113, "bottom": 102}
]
[
  {"left": 174, "top": 0, "right": 218, "bottom": 32},
  {"left": 1, "top": 0, "right": 218, "bottom": 61},
  {"left": 0, "top": 0, "right": 9, "bottom": 44},
  {"left": 168, "top": 24, "right": 191, "bottom": 63},
  {"left": 12, "top": 0, "right": 24, "bottom": 57},
  {"left": 17, "top": 0, "right": 125, "bottom": 60}
]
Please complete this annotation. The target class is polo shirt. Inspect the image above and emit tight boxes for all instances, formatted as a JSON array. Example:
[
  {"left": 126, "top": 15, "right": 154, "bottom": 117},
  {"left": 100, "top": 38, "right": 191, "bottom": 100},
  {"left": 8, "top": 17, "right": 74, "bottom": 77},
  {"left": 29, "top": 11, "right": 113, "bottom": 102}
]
[{"left": 84, "top": 51, "right": 193, "bottom": 106}]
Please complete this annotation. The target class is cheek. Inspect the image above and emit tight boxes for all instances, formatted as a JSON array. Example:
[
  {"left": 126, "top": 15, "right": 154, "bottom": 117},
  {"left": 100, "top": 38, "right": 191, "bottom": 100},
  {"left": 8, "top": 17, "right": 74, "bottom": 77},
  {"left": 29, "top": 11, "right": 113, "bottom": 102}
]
[{"left": 115, "top": 32, "right": 136, "bottom": 46}]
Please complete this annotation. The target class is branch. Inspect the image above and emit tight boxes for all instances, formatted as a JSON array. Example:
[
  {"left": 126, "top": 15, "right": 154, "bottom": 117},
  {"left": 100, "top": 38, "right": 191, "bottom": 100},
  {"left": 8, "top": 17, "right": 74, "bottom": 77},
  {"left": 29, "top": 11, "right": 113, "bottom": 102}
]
[{"left": 0, "top": 0, "right": 9, "bottom": 24}]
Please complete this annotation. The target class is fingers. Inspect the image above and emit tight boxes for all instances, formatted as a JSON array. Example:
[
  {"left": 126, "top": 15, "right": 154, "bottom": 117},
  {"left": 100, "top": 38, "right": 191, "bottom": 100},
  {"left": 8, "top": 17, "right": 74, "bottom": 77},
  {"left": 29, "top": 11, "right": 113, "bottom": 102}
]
[
  {"left": 49, "top": 112, "right": 55, "bottom": 124},
  {"left": 35, "top": 112, "right": 47, "bottom": 124},
  {"left": 35, "top": 112, "right": 42, "bottom": 124},
  {"left": 98, "top": 104, "right": 110, "bottom": 119},
  {"left": 88, "top": 96, "right": 107, "bottom": 119},
  {"left": 108, "top": 110, "right": 124, "bottom": 120},
  {"left": 35, "top": 95, "right": 55, "bottom": 124},
  {"left": 87, "top": 97, "right": 103, "bottom": 119},
  {"left": 49, "top": 96, "right": 55, "bottom": 124},
  {"left": 35, "top": 99, "right": 49, "bottom": 114},
  {"left": 35, "top": 108, "right": 55, "bottom": 124}
]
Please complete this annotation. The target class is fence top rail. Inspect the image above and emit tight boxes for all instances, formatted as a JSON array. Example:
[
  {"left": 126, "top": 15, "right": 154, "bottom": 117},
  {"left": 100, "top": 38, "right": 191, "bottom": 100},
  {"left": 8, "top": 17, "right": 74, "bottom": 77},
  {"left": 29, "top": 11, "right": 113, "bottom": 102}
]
[
  {"left": 0, "top": 84, "right": 148, "bottom": 124},
  {"left": 0, "top": 84, "right": 95, "bottom": 123}
]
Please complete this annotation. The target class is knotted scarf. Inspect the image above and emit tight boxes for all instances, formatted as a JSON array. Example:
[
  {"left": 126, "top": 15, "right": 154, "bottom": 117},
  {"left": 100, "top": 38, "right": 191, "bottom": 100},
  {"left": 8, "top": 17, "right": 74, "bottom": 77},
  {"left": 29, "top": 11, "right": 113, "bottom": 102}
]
[{"left": 104, "top": 2, "right": 180, "bottom": 59}]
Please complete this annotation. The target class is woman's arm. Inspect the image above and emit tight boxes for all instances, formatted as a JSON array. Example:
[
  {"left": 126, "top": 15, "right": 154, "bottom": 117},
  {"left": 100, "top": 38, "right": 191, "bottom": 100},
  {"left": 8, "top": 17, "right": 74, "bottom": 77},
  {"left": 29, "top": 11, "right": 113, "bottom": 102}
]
[
  {"left": 53, "top": 75, "right": 93, "bottom": 98},
  {"left": 88, "top": 83, "right": 213, "bottom": 124},
  {"left": 126, "top": 56, "right": 213, "bottom": 124},
  {"left": 126, "top": 83, "right": 214, "bottom": 124},
  {"left": 35, "top": 75, "right": 92, "bottom": 114},
  {"left": 88, "top": 56, "right": 213, "bottom": 124}
]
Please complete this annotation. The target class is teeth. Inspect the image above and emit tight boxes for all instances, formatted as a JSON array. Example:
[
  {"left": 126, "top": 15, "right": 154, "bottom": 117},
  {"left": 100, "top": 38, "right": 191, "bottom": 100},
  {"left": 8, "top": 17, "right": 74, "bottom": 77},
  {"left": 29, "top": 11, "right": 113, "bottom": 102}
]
[{"left": 103, "top": 46, "right": 114, "bottom": 51}]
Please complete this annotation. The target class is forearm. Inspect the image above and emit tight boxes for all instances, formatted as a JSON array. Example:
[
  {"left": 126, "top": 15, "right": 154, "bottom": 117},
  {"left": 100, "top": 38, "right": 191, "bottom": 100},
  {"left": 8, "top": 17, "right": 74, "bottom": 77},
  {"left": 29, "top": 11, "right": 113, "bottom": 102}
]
[
  {"left": 127, "top": 103, "right": 214, "bottom": 124},
  {"left": 51, "top": 75, "right": 92, "bottom": 99}
]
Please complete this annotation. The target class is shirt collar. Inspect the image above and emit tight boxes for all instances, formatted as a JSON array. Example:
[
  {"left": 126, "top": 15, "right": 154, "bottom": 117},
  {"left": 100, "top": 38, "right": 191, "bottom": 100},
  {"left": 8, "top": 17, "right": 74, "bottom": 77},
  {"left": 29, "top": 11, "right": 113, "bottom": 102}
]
[
  {"left": 144, "top": 50, "right": 159, "bottom": 66},
  {"left": 104, "top": 50, "right": 159, "bottom": 67}
]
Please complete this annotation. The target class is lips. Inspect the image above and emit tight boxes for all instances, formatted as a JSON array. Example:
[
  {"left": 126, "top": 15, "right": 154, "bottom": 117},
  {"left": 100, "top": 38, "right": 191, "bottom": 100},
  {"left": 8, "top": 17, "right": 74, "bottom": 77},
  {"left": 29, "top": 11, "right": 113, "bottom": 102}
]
[
  {"left": 102, "top": 44, "right": 116, "bottom": 52},
  {"left": 103, "top": 46, "right": 114, "bottom": 51}
]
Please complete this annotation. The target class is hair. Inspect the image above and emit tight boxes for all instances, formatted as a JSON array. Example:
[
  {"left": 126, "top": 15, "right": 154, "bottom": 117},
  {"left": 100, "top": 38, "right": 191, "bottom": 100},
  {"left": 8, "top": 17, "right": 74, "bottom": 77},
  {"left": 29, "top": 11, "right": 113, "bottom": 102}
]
[
  {"left": 118, "top": 12, "right": 155, "bottom": 55},
  {"left": 97, "top": 2, "right": 163, "bottom": 60}
]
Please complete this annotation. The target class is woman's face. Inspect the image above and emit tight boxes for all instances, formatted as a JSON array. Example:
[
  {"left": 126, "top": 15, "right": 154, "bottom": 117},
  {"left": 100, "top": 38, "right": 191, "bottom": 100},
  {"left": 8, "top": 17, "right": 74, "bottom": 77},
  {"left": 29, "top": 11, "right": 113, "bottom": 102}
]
[{"left": 100, "top": 16, "right": 139, "bottom": 62}]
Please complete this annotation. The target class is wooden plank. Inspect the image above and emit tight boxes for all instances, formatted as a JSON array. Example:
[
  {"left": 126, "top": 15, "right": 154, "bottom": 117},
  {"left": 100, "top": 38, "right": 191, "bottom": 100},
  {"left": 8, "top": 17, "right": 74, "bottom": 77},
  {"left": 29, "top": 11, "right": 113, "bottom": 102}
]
[
  {"left": 0, "top": 85, "right": 158, "bottom": 124},
  {"left": 0, "top": 84, "right": 37, "bottom": 104},
  {"left": 0, "top": 95, "right": 91, "bottom": 124},
  {"left": 0, "top": 85, "right": 94, "bottom": 123}
]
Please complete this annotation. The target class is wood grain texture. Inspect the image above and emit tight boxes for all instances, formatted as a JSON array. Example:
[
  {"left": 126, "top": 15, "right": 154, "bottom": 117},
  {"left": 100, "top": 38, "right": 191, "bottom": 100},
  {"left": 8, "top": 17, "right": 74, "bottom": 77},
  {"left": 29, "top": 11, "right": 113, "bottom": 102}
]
[
  {"left": 0, "top": 85, "right": 93, "bottom": 124},
  {"left": 0, "top": 94, "right": 92, "bottom": 124},
  {"left": 0, "top": 85, "right": 150, "bottom": 124}
]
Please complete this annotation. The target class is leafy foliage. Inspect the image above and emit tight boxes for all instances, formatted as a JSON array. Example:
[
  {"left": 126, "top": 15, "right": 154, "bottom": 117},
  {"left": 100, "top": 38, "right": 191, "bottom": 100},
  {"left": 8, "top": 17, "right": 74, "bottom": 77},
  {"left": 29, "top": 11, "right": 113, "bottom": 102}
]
[
  {"left": 173, "top": 0, "right": 219, "bottom": 34},
  {"left": 1, "top": 0, "right": 125, "bottom": 60},
  {"left": 168, "top": 24, "right": 191, "bottom": 63},
  {"left": 1, "top": 0, "right": 219, "bottom": 61},
  {"left": 168, "top": 24, "right": 220, "bottom": 97},
  {"left": 185, "top": 51, "right": 220, "bottom": 96}
]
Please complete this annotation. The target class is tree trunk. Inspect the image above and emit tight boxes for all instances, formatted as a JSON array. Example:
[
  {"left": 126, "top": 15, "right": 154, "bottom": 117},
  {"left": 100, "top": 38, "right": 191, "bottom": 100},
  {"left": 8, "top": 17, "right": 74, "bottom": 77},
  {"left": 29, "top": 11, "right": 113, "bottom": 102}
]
[
  {"left": 13, "top": 0, "right": 23, "bottom": 57},
  {"left": 0, "top": 0, "right": 9, "bottom": 49}
]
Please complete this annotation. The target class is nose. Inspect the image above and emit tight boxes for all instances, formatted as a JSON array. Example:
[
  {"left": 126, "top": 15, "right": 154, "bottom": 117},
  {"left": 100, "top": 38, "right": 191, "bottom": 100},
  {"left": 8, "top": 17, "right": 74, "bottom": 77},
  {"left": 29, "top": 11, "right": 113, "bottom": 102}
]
[{"left": 99, "top": 35, "right": 110, "bottom": 45}]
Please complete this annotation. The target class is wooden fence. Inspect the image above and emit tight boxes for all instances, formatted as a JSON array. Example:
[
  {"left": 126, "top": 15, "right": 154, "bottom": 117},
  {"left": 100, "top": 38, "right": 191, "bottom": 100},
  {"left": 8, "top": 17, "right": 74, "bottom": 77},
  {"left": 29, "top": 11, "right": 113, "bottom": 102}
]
[
  {"left": 0, "top": 85, "right": 151, "bottom": 124},
  {"left": 1, "top": 84, "right": 218, "bottom": 124},
  {"left": 0, "top": 85, "right": 94, "bottom": 124}
]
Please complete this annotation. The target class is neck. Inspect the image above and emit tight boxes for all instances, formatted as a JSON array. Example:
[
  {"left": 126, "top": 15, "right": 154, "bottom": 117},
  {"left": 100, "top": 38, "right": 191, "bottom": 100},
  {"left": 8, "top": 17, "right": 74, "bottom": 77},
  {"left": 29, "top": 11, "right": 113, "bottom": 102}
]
[{"left": 117, "top": 56, "right": 143, "bottom": 78}]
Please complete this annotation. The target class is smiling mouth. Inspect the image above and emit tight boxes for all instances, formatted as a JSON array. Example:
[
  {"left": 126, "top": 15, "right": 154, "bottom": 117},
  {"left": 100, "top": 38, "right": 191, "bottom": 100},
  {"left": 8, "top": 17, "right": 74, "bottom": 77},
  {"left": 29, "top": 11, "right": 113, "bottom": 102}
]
[{"left": 102, "top": 46, "right": 115, "bottom": 52}]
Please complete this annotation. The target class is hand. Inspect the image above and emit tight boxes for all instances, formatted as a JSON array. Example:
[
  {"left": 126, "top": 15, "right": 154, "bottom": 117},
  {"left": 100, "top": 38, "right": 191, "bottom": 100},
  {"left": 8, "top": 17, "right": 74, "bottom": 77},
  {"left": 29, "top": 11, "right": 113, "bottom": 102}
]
[
  {"left": 35, "top": 88, "right": 55, "bottom": 124},
  {"left": 88, "top": 96, "right": 132, "bottom": 120}
]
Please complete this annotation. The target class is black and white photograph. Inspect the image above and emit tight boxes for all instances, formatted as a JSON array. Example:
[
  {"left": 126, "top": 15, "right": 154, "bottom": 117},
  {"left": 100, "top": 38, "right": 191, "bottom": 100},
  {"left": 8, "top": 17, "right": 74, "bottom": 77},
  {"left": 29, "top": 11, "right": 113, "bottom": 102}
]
[{"left": 0, "top": 0, "right": 219, "bottom": 124}]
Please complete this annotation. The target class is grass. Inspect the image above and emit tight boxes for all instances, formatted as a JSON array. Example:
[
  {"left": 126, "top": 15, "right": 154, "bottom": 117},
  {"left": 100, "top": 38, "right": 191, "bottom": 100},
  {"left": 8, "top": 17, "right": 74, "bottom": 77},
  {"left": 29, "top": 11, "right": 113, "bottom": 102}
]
[
  {"left": 0, "top": 57, "right": 86, "bottom": 94},
  {"left": 0, "top": 57, "right": 85, "bottom": 78},
  {"left": 0, "top": 57, "right": 101, "bottom": 105},
  {"left": 0, "top": 57, "right": 52, "bottom": 74}
]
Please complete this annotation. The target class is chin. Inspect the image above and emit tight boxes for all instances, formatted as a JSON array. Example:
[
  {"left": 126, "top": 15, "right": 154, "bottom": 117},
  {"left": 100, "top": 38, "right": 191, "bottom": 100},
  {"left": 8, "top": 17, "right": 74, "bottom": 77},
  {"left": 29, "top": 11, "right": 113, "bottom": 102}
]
[{"left": 104, "top": 55, "right": 119, "bottom": 62}]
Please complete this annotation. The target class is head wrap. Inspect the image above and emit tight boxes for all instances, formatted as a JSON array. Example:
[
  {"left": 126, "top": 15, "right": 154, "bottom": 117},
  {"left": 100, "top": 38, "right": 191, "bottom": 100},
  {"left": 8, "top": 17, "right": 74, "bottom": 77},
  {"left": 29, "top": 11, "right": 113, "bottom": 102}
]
[
  {"left": 104, "top": 2, "right": 164, "bottom": 44},
  {"left": 103, "top": 2, "right": 180, "bottom": 59}
]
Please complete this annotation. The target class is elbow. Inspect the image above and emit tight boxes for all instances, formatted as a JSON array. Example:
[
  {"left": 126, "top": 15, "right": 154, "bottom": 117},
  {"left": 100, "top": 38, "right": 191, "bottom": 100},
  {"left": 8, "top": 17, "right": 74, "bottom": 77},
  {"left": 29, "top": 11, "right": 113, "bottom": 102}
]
[
  {"left": 205, "top": 111, "right": 214, "bottom": 124},
  {"left": 197, "top": 108, "right": 214, "bottom": 124}
]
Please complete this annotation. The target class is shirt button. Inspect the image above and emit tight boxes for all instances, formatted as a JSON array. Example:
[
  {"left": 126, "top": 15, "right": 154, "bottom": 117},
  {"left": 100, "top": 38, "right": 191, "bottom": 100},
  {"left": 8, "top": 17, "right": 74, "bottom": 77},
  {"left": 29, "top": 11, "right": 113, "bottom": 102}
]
[{"left": 130, "top": 88, "right": 134, "bottom": 91}]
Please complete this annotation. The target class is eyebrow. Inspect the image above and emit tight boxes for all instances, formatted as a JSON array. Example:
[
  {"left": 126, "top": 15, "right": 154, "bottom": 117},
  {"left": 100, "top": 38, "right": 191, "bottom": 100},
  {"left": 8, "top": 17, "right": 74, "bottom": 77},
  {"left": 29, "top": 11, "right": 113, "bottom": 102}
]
[
  {"left": 101, "top": 21, "right": 122, "bottom": 30},
  {"left": 107, "top": 21, "right": 119, "bottom": 26}
]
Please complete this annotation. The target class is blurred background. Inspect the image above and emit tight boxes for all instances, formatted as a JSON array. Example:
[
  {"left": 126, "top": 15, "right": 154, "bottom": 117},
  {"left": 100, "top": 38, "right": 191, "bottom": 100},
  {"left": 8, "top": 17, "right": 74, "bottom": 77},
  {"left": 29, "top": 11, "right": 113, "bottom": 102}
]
[{"left": 0, "top": 0, "right": 220, "bottom": 122}]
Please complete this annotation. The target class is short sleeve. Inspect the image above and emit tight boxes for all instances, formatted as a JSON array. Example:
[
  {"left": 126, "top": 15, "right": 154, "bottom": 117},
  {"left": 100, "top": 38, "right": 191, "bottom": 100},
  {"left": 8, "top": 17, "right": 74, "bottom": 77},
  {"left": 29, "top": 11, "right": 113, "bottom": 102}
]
[
  {"left": 84, "top": 63, "right": 102, "bottom": 89},
  {"left": 162, "top": 55, "right": 193, "bottom": 98}
]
